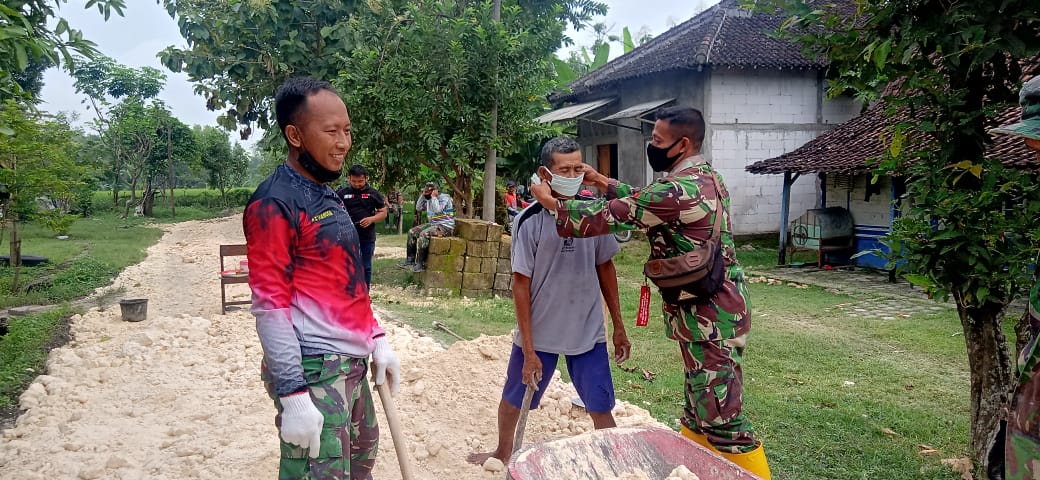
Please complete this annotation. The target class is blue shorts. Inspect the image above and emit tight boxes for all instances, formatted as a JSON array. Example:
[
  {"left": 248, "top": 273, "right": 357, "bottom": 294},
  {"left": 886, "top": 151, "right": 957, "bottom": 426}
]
[{"left": 502, "top": 342, "right": 615, "bottom": 414}]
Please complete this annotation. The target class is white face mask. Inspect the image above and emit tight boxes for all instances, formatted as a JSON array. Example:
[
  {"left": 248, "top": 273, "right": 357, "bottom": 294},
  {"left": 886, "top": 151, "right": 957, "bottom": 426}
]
[{"left": 540, "top": 167, "right": 584, "bottom": 197}]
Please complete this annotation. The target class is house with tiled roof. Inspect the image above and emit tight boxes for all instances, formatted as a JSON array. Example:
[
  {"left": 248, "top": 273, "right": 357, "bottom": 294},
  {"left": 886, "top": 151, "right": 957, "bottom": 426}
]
[
  {"left": 746, "top": 66, "right": 1040, "bottom": 268},
  {"left": 537, "top": 0, "right": 860, "bottom": 235}
]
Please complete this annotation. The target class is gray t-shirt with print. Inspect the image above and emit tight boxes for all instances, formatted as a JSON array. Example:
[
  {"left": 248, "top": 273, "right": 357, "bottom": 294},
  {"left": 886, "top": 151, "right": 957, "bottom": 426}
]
[{"left": 511, "top": 204, "right": 620, "bottom": 355}]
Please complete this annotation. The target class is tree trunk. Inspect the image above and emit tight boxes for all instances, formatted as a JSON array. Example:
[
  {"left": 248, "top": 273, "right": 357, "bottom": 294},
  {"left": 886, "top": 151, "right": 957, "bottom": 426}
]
[
  {"left": 481, "top": 0, "right": 501, "bottom": 222},
  {"left": 111, "top": 168, "right": 120, "bottom": 206},
  {"left": 9, "top": 217, "right": 20, "bottom": 294},
  {"left": 452, "top": 173, "right": 473, "bottom": 219},
  {"left": 1017, "top": 307, "right": 1033, "bottom": 358},
  {"left": 167, "top": 125, "right": 175, "bottom": 216},
  {"left": 954, "top": 291, "right": 1015, "bottom": 477},
  {"left": 143, "top": 189, "right": 155, "bottom": 217},
  {"left": 122, "top": 174, "right": 142, "bottom": 219},
  {"left": 111, "top": 147, "right": 123, "bottom": 206}
]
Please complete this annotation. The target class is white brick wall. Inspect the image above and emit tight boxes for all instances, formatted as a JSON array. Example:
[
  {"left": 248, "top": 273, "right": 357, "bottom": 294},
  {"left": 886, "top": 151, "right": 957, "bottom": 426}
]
[
  {"left": 709, "top": 70, "right": 820, "bottom": 124},
  {"left": 711, "top": 128, "right": 820, "bottom": 235},
  {"left": 823, "top": 174, "right": 892, "bottom": 226},
  {"left": 702, "top": 69, "right": 861, "bottom": 235},
  {"left": 821, "top": 95, "right": 860, "bottom": 125}
]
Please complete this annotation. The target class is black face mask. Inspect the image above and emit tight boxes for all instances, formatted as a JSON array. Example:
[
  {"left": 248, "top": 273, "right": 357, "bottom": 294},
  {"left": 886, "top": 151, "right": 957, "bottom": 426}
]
[
  {"left": 646, "top": 137, "right": 685, "bottom": 172},
  {"left": 297, "top": 147, "right": 342, "bottom": 184}
]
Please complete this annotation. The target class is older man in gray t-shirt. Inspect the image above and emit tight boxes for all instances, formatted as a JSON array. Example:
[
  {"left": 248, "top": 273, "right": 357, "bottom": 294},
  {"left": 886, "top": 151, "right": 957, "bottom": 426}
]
[
  {"left": 467, "top": 136, "right": 631, "bottom": 467},
  {"left": 511, "top": 206, "right": 618, "bottom": 354}
]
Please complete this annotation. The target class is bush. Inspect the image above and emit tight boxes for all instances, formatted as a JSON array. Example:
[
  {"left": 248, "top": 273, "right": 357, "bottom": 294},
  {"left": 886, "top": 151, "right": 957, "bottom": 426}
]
[
  {"left": 73, "top": 183, "right": 98, "bottom": 217},
  {"left": 37, "top": 210, "right": 77, "bottom": 236},
  {"left": 225, "top": 188, "right": 253, "bottom": 207},
  {"left": 89, "top": 188, "right": 255, "bottom": 214},
  {"left": 46, "top": 257, "right": 118, "bottom": 301}
]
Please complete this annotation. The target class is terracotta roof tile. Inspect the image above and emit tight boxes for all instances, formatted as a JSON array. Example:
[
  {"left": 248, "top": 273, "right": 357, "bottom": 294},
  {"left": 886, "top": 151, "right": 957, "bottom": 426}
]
[
  {"left": 747, "top": 60, "right": 1040, "bottom": 175},
  {"left": 555, "top": 0, "right": 830, "bottom": 102}
]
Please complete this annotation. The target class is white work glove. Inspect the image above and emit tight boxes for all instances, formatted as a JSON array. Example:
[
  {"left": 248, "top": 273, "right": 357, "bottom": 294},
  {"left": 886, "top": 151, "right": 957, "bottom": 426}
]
[
  {"left": 278, "top": 392, "right": 323, "bottom": 458},
  {"left": 371, "top": 336, "right": 401, "bottom": 396}
]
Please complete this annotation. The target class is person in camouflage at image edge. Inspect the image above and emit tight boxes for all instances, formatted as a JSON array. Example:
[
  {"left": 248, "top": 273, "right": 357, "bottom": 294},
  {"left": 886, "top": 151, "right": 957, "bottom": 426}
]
[
  {"left": 529, "top": 106, "right": 771, "bottom": 479},
  {"left": 398, "top": 181, "right": 455, "bottom": 272},
  {"left": 990, "top": 74, "right": 1040, "bottom": 480}
]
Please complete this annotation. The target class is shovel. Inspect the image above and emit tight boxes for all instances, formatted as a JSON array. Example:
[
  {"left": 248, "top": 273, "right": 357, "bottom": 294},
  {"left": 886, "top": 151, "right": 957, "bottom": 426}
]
[
  {"left": 376, "top": 382, "right": 416, "bottom": 480},
  {"left": 432, "top": 321, "right": 466, "bottom": 341},
  {"left": 505, "top": 384, "right": 537, "bottom": 479}
]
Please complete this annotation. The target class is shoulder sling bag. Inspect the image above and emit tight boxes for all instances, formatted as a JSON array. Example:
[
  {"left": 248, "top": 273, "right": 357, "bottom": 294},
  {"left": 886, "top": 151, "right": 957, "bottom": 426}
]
[{"left": 642, "top": 171, "right": 727, "bottom": 304}]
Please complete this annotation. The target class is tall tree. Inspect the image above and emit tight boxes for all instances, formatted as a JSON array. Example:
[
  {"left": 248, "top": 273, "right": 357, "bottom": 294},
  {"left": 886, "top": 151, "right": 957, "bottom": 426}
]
[
  {"left": 70, "top": 55, "right": 166, "bottom": 206},
  {"left": 752, "top": 0, "right": 1040, "bottom": 474},
  {"left": 0, "top": 0, "right": 126, "bottom": 119},
  {"left": 194, "top": 125, "right": 245, "bottom": 208},
  {"left": 157, "top": 0, "right": 367, "bottom": 139},
  {"left": 339, "top": 0, "right": 591, "bottom": 217},
  {"left": 0, "top": 101, "right": 82, "bottom": 290},
  {"left": 158, "top": 0, "right": 606, "bottom": 139},
  {"left": 106, "top": 98, "right": 169, "bottom": 218}
]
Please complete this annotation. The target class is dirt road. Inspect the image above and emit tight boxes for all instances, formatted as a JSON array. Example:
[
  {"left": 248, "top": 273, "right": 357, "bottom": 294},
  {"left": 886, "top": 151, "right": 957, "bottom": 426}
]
[{"left": 0, "top": 215, "right": 660, "bottom": 479}]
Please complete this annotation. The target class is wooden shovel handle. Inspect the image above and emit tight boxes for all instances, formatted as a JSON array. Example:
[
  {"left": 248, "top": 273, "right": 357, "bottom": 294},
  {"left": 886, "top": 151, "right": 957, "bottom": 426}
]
[{"left": 376, "top": 382, "right": 416, "bottom": 480}]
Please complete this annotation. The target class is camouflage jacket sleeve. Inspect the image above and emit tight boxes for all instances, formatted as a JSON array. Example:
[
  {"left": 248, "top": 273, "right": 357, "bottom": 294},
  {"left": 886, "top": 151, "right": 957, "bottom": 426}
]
[
  {"left": 553, "top": 177, "right": 710, "bottom": 239},
  {"left": 1008, "top": 279, "right": 1040, "bottom": 473},
  {"left": 555, "top": 166, "right": 744, "bottom": 278},
  {"left": 1019, "top": 281, "right": 1040, "bottom": 384}
]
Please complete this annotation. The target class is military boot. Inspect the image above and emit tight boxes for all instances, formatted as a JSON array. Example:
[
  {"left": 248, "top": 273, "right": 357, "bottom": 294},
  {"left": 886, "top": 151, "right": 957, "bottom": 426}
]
[
  {"left": 412, "top": 247, "right": 428, "bottom": 273},
  {"left": 396, "top": 242, "right": 417, "bottom": 269}
]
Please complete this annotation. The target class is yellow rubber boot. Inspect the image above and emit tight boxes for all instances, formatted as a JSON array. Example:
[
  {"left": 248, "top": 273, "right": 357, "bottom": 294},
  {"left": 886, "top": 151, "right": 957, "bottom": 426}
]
[
  {"left": 718, "top": 443, "right": 772, "bottom": 480},
  {"left": 679, "top": 425, "right": 720, "bottom": 453},
  {"left": 680, "top": 425, "right": 772, "bottom": 479}
]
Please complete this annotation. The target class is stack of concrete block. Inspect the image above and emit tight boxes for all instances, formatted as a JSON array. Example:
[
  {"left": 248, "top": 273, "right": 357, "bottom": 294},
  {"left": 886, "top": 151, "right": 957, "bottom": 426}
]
[
  {"left": 420, "top": 218, "right": 509, "bottom": 298},
  {"left": 421, "top": 236, "right": 467, "bottom": 296},
  {"left": 493, "top": 235, "right": 512, "bottom": 299}
]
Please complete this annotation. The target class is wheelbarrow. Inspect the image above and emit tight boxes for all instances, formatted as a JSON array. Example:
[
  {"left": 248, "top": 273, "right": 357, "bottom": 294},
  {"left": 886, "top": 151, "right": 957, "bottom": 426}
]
[{"left": 506, "top": 426, "right": 762, "bottom": 480}]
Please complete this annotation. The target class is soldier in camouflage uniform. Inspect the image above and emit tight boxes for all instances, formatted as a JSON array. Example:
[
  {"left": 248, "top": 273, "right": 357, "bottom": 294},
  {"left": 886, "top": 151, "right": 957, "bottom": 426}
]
[
  {"left": 990, "top": 75, "right": 1040, "bottom": 480},
  {"left": 530, "top": 106, "right": 771, "bottom": 479}
]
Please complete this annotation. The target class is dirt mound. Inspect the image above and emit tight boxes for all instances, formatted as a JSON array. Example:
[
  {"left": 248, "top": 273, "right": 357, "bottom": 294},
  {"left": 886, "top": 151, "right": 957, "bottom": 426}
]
[{"left": 0, "top": 215, "right": 663, "bottom": 479}]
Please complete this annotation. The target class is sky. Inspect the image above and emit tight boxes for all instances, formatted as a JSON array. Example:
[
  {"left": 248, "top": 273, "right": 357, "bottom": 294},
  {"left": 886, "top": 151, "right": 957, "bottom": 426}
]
[{"left": 40, "top": 0, "right": 719, "bottom": 147}]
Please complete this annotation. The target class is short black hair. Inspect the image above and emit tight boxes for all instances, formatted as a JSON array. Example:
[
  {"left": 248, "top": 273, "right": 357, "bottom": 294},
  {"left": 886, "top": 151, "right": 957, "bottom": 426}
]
[
  {"left": 348, "top": 164, "right": 367, "bottom": 177},
  {"left": 654, "top": 106, "right": 705, "bottom": 147},
  {"left": 539, "top": 136, "right": 581, "bottom": 168},
  {"left": 274, "top": 76, "right": 337, "bottom": 142}
]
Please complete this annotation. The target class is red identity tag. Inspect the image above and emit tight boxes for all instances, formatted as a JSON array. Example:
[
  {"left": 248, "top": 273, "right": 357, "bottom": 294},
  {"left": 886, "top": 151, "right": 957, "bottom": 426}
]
[{"left": 636, "top": 284, "right": 651, "bottom": 327}]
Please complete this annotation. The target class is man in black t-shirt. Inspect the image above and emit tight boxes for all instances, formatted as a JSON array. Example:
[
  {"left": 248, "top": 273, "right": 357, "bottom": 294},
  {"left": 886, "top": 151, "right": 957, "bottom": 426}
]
[{"left": 336, "top": 164, "right": 387, "bottom": 286}]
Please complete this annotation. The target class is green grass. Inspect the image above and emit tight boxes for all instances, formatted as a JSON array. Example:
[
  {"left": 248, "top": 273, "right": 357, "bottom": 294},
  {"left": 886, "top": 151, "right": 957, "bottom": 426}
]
[
  {"left": 0, "top": 308, "right": 69, "bottom": 411},
  {"left": 369, "top": 232, "right": 518, "bottom": 343},
  {"left": 89, "top": 188, "right": 253, "bottom": 215},
  {"left": 0, "top": 201, "right": 235, "bottom": 413},
  {"left": 2, "top": 207, "right": 238, "bottom": 309},
  {"left": 736, "top": 235, "right": 784, "bottom": 270},
  {"left": 370, "top": 235, "right": 971, "bottom": 480}
]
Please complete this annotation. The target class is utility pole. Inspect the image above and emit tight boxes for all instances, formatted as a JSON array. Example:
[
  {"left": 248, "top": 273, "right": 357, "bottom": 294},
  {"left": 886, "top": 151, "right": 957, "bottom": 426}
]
[{"left": 481, "top": 0, "right": 502, "bottom": 222}]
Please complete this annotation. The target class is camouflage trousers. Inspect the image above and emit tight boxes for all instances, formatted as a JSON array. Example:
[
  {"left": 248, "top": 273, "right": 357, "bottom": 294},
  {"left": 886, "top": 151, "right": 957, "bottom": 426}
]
[
  {"left": 1006, "top": 281, "right": 1040, "bottom": 480},
  {"left": 679, "top": 336, "right": 758, "bottom": 454},
  {"left": 262, "top": 355, "right": 379, "bottom": 480},
  {"left": 407, "top": 223, "right": 453, "bottom": 253}
]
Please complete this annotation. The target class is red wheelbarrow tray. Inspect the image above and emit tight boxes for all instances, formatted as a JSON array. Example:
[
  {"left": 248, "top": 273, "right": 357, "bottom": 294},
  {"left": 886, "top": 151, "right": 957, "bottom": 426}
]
[{"left": 507, "top": 426, "right": 762, "bottom": 480}]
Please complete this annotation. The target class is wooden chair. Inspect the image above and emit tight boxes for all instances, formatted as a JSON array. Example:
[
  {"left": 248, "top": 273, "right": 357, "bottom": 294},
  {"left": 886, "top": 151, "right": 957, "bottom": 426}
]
[{"left": 219, "top": 244, "right": 251, "bottom": 314}]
